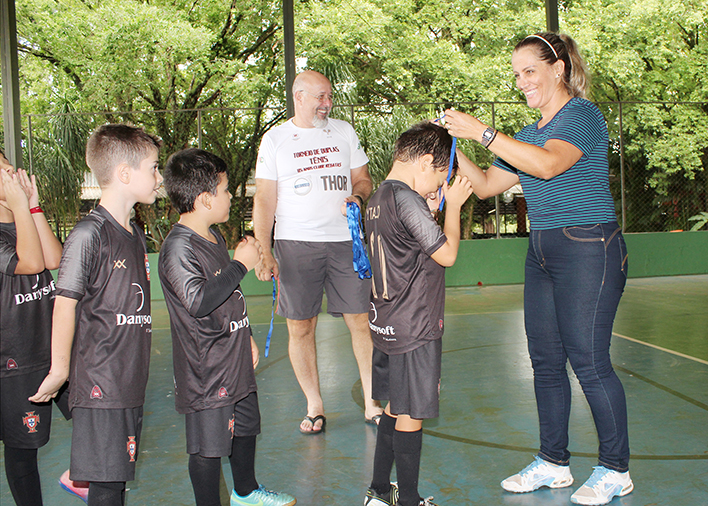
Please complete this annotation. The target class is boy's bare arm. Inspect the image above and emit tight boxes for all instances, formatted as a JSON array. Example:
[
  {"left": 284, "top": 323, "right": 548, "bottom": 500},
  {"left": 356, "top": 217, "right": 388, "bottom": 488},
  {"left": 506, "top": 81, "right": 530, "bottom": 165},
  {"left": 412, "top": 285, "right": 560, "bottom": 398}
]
[
  {"left": 431, "top": 176, "right": 473, "bottom": 267},
  {"left": 0, "top": 169, "right": 45, "bottom": 274},
  {"left": 29, "top": 295, "right": 78, "bottom": 402},
  {"left": 456, "top": 149, "right": 519, "bottom": 200},
  {"left": 250, "top": 335, "right": 260, "bottom": 369},
  {"left": 18, "top": 169, "right": 63, "bottom": 269}
]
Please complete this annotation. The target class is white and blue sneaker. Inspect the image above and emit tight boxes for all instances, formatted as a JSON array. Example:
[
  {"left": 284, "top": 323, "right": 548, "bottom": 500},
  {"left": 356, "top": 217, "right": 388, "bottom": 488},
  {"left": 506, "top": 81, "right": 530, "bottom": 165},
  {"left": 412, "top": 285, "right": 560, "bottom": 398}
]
[
  {"left": 501, "top": 456, "right": 574, "bottom": 493},
  {"left": 571, "top": 466, "right": 633, "bottom": 505},
  {"left": 230, "top": 485, "right": 296, "bottom": 506}
]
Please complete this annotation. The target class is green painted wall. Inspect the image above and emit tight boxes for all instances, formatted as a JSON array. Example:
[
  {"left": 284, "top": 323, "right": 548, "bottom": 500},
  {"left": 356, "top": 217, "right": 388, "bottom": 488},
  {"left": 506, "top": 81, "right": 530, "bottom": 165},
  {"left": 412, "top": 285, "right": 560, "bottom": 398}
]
[{"left": 148, "top": 231, "right": 708, "bottom": 299}]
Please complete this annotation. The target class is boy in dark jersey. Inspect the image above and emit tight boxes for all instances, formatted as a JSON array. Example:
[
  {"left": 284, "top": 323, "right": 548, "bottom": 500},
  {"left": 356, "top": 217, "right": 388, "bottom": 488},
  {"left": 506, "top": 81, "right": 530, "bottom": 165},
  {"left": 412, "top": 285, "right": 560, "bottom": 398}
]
[
  {"left": 30, "top": 124, "right": 163, "bottom": 506},
  {"left": 158, "top": 148, "right": 296, "bottom": 506},
  {"left": 0, "top": 150, "right": 65, "bottom": 506},
  {"left": 363, "top": 122, "right": 473, "bottom": 506}
]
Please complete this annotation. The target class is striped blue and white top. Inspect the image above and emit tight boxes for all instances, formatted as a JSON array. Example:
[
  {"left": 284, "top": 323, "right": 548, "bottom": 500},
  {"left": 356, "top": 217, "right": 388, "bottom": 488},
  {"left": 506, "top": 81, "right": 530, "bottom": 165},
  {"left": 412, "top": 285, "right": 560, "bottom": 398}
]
[{"left": 494, "top": 97, "right": 617, "bottom": 230}]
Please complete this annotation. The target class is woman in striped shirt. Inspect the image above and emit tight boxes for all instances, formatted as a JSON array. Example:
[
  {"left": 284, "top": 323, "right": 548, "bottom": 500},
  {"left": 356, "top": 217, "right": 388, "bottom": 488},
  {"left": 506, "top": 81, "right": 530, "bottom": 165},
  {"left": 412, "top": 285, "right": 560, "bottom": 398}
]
[{"left": 443, "top": 33, "right": 633, "bottom": 506}]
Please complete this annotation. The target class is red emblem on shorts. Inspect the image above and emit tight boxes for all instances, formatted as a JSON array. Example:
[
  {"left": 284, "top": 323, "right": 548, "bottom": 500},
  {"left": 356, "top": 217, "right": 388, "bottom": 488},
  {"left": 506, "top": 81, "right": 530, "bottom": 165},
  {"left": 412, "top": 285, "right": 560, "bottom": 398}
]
[
  {"left": 126, "top": 436, "right": 137, "bottom": 462},
  {"left": 218, "top": 387, "right": 229, "bottom": 399},
  {"left": 144, "top": 254, "right": 151, "bottom": 281},
  {"left": 23, "top": 412, "right": 40, "bottom": 433},
  {"left": 6, "top": 358, "right": 18, "bottom": 370},
  {"left": 439, "top": 319, "right": 444, "bottom": 330},
  {"left": 90, "top": 386, "right": 103, "bottom": 399},
  {"left": 228, "top": 415, "right": 236, "bottom": 438}
]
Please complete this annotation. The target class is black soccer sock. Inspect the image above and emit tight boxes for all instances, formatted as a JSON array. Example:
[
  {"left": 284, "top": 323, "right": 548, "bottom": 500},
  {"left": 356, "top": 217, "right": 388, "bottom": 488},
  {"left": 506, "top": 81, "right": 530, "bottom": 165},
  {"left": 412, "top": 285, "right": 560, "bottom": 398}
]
[
  {"left": 370, "top": 412, "right": 397, "bottom": 495},
  {"left": 3, "top": 446, "right": 43, "bottom": 506},
  {"left": 87, "top": 481, "right": 125, "bottom": 506},
  {"left": 393, "top": 428, "right": 423, "bottom": 506},
  {"left": 188, "top": 454, "right": 222, "bottom": 506},
  {"left": 229, "top": 435, "right": 259, "bottom": 497}
]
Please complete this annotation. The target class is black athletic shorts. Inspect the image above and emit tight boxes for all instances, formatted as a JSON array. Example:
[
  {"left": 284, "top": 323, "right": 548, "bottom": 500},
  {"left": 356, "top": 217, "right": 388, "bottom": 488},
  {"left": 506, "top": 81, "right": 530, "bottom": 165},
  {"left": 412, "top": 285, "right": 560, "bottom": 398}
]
[
  {"left": 185, "top": 392, "right": 261, "bottom": 458},
  {"left": 372, "top": 339, "right": 442, "bottom": 420},
  {"left": 70, "top": 406, "right": 143, "bottom": 482},
  {"left": 0, "top": 368, "right": 71, "bottom": 448}
]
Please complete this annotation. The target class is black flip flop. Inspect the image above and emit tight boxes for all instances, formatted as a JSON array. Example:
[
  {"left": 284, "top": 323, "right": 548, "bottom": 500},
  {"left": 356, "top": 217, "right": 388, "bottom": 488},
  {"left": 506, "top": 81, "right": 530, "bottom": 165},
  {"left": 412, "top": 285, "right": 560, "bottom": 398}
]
[{"left": 299, "top": 414, "right": 326, "bottom": 435}]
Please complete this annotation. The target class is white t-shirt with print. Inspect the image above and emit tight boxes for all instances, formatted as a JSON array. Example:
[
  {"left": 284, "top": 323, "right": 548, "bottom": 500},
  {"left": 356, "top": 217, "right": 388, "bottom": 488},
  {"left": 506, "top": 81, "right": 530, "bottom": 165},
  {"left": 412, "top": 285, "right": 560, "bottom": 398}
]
[{"left": 255, "top": 118, "right": 369, "bottom": 242}]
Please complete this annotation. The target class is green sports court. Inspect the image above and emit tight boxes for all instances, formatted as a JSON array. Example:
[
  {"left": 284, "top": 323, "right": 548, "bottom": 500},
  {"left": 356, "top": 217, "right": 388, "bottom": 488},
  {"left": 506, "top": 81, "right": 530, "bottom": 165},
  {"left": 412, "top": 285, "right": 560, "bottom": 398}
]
[{"left": 1, "top": 271, "right": 706, "bottom": 505}]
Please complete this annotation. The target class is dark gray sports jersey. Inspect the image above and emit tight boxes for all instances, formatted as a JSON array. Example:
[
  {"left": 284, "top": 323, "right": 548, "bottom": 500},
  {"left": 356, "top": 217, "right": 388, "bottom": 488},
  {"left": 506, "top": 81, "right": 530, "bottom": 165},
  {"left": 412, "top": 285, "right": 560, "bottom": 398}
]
[
  {"left": 0, "top": 222, "right": 56, "bottom": 377},
  {"left": 158, "top": 224, "right": 257, "bottom": 414},
  {"left": 56, "top": 206, "right": 151, "bottom": 409},
  {"left": 365, "top": 180, "right": 447, "bottom": 355}
]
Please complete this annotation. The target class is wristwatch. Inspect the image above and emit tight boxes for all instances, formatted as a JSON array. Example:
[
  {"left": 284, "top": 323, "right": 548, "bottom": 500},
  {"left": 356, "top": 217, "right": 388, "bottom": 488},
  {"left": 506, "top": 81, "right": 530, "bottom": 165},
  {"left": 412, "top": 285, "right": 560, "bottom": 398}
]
[{"left": 480, "top": 127, "right": 497, "bottom": 148}]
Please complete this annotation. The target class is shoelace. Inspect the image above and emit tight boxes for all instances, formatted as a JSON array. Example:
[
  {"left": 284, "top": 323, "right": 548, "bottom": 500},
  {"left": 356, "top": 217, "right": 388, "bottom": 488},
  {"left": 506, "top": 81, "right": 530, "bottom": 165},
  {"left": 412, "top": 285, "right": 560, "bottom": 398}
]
[
  {"left": 583, "top": 466, "right": 612, "bottom": 489},
  {"left": 519, "top": 456, "right": 546, "bottom": 477},
  {"left": 255, "top": 485, "right": 279, "bottom": 497}
]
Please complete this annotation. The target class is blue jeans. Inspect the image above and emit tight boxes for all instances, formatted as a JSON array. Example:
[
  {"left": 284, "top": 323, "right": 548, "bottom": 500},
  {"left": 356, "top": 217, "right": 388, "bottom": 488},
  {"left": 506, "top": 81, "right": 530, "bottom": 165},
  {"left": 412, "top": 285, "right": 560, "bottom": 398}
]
[{"left": 524, "top": 222, "right": 630, "bottom": 472}]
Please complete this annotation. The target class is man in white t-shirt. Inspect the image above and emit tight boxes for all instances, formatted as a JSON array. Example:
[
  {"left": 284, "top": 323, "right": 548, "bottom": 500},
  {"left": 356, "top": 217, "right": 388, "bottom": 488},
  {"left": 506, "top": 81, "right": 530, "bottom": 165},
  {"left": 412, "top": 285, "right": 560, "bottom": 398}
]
[{"left": 253, "top": 70, "right": 383, "bottom": 434}]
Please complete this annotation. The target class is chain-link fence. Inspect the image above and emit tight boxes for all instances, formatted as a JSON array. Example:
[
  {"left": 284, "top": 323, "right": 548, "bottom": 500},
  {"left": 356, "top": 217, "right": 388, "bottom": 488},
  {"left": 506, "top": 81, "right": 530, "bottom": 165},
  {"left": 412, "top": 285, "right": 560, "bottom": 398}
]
[
  {"left": 7, "top": 99, "right": 707, "bottom": 245},
  {"left": 332, "top": 100, "right": 708, "bottom": 238}
]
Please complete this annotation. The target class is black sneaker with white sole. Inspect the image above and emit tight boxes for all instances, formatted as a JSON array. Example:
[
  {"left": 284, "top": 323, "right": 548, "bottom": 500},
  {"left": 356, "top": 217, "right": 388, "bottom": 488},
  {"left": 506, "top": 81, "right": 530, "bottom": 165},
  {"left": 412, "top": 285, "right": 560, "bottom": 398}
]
[{"left": 363, "top": 483, "right": 399, "bottom": 506}]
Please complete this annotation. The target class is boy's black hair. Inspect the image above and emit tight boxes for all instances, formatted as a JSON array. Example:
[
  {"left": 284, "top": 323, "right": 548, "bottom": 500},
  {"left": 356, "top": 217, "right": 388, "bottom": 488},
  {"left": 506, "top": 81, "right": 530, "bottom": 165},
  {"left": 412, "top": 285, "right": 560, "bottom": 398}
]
[
  {"left": 394, "top": 121, "right": 458, "bottom": 173},
  {"left": 85, "top": 124, "right": 161, "bottom": 187},
  {"left": 164, "top": 148, "right": 228, "bottom": 214}
]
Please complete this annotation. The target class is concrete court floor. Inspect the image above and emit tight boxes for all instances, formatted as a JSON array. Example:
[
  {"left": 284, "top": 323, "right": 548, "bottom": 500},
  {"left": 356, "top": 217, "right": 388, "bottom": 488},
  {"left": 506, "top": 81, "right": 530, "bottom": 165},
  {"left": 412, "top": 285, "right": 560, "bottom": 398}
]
[{"left": 1, "top": 274, "right": 707, "bottom": 506}]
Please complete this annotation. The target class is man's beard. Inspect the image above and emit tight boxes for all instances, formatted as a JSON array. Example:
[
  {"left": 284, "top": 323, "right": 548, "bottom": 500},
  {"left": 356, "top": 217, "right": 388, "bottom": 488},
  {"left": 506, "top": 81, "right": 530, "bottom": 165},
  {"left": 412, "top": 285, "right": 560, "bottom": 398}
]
[{"left": 312, "top": 111, "right": 329, "bottom": 128}]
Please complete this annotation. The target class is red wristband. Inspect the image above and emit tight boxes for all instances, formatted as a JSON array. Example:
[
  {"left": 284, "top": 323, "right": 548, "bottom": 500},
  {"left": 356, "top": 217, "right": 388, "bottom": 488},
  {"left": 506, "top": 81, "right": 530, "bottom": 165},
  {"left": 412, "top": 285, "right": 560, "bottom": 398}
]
[{"left": 29, "top": 206, "right": 44, "bottom": 214}]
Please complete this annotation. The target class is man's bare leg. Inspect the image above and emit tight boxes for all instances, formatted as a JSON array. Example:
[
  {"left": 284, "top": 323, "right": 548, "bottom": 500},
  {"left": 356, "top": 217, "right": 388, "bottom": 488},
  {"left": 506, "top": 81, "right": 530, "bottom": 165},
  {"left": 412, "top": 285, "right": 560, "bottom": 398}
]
[
  {"left": 287, "top": 316, "right": 325, "bottom": 432},
  {"left": 343, "top": 312, "right": 384, "bottom": 422}
]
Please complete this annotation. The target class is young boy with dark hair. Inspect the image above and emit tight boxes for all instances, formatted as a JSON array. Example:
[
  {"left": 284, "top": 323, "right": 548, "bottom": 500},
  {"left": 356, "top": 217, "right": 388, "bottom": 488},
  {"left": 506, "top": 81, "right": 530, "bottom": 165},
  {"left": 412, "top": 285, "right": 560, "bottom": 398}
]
[
  {"left": 158, "top": 148, "right": 296, "bottom": 506},
  {"left": 363, "top": 122, "right": 473, "bottom": 506},
  {"left": 30, "top": 124, "right": 163, "bottom": 506},
  {"left": 1, "top": 150, "right": 65, "bottom": 506}
]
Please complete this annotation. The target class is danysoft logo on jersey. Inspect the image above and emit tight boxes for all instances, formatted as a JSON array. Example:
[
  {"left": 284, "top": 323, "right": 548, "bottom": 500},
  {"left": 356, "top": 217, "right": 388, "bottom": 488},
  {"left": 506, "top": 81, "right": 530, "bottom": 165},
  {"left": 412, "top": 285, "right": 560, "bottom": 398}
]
[
  {"left": 229, "top": 289, "right": 249, "bottom": 332},
  {"left": 368, "top": 302, "right": 397, "bottom": 341},
  {"left": 115, "top": 282, "right": 151, "bottom": 327},
  {"left": 13, "top": 274, "right": 56, "bottom": 306}
]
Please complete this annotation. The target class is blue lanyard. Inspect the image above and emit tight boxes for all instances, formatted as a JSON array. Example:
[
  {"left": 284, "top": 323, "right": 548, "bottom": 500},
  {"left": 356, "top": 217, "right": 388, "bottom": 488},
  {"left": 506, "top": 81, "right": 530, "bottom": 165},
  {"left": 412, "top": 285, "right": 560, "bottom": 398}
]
[
  {"left": 438, "top": 136, "right": 457, "bottom": 211},
  {"left": 264, "top": 277, "right": 276, "bottom": 357},
  {"left": 347, "top": 202, "right": 372, "bottom": 279}
]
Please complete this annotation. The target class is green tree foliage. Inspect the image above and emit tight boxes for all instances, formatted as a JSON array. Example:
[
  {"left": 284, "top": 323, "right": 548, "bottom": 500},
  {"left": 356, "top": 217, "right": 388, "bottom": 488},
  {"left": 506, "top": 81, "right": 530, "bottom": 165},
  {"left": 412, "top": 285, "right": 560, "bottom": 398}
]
[
  {"left": 14, "top": 0, "right": 286, "bottom": 247},
  {"left": 27, "top": 98, "right": 89, "bottom": 242},
  {"left": 566, "top": 0, "right": 708, "bottom": 231},
  {"left": 297, "top": 0, "right": 707, "bottom": 233},
  {"left": 7, "top": 0, "right": 707, "bottom": 242}
]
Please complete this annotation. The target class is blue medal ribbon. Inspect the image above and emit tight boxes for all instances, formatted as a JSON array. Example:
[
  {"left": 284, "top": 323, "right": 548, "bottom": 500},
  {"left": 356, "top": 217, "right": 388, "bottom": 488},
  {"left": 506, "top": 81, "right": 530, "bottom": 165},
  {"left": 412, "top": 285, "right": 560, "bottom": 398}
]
[
  {"left": 264, "top": 276, "right": 276, "bottom": 357},
  {"left": 347, "top": 201, "right": 372, "bottom": 279},
  {"left": 438, "top": 136, "right": 457, "bottom": 211}
]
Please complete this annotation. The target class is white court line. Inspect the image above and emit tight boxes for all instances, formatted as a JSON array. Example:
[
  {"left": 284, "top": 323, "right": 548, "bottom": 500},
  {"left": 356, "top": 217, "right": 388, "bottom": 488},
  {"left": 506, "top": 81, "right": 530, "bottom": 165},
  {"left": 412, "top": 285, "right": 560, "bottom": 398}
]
[{"left": 614, "top": 332, "right": 708, "bottom": 366}]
